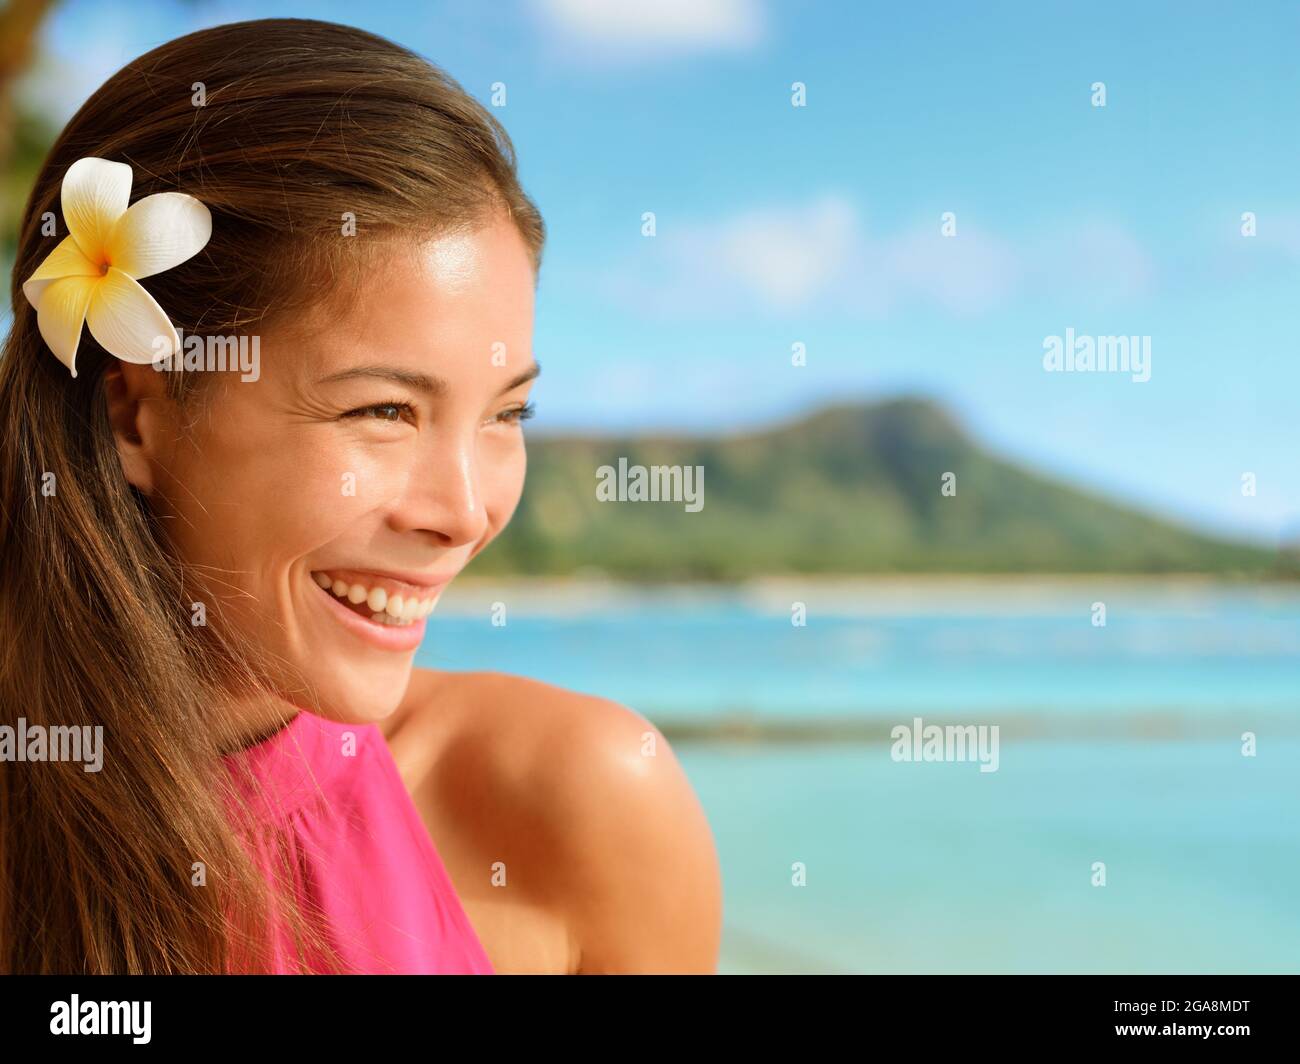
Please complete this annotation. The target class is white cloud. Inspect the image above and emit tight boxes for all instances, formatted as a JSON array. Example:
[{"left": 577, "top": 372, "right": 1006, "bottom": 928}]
[
  {"left": 597, "top": 195, "right": 1164, "bottom": 320},
  {"left": 709, "top": 196, "right": 858, "bottom": 311},
  {"left": 880, "top": 221, "right": 1021, "bottom": 315},
  {"left": 595, "top": 194, "right": 855, "bottom": 317},
  {"left": 603, "top": 194, "right": 1023, "bottom": 318},
  {"left": 1025, "top": 219, "right": 1155, "bottom": 306},
  {"left": 534, "top": 0, "right": 764, "bottom": 52}
]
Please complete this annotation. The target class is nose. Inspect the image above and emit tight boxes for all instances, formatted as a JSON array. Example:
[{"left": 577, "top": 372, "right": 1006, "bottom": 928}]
[{"left": 389, "top": 424, "right": 489, "bottom": 548}]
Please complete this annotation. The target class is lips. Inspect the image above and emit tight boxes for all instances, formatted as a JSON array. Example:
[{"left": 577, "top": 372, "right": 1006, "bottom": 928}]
[{"left": 308, "top": 567, "right": 448, "bottom": 652}]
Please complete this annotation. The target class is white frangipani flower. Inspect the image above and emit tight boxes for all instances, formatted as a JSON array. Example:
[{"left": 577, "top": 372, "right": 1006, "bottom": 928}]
[{"left": 22, "top": 157, "right": 212, "bottom": 378}]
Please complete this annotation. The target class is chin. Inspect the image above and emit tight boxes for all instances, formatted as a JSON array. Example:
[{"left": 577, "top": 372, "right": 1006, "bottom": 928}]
[{"left": 306, "top": 659, "right": 416, "bottom": 725}]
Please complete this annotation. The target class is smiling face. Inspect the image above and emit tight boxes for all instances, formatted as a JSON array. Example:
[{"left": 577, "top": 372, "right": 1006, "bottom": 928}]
[{"left": 120, "top": 212, "right": 538, "bottom": 733}]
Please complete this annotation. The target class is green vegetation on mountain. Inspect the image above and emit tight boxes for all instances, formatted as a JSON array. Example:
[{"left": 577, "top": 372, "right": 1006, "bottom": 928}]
[{"left": 473, "top": 398, "right": 1281, "bottom": 580}]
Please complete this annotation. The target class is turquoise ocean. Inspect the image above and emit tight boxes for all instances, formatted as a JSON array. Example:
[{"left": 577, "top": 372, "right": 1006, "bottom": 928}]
[{"left": 419, "top": 580, "right": 1300, "bottom": 973}]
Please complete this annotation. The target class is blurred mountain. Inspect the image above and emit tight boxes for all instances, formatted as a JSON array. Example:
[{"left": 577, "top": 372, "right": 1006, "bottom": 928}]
[{"left": 474, "top": 397, "right": 1279, "bottom": 579}]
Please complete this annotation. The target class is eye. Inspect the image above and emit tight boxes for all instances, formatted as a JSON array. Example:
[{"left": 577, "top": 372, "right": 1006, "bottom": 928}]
[
  {"left": 341, "top": 401, "right": 415, "bottom": 423},
  {"left": 493, "top": 401, "right": 536, "bottom": 426}
]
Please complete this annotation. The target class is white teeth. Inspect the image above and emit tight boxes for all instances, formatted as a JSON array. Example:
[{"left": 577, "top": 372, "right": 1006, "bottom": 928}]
[{"left": 313, "top": 573, "right": 435, "bottom": 625}]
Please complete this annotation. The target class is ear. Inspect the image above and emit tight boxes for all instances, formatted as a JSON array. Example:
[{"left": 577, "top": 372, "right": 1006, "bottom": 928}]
[{"left": 103, "top": 361, "right": 175, "bottom": 495}]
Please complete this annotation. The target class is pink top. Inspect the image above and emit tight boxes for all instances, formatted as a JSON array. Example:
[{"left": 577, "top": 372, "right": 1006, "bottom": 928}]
[{"left": 221, "top": 709, "right": 494, "bottom": 974}]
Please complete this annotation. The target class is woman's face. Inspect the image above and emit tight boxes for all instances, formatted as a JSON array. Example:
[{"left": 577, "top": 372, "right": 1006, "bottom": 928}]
[{"left": 131, "top": 213, "right": 537, "bottom": 728}]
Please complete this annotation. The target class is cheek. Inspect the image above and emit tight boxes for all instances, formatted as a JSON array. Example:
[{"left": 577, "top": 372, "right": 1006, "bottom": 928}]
[
  {"left": 163, "top": 424, "right": 411, "bottom": 579},
  {"left": 163, "top": 416, "right": 527, "bottom": 578}
]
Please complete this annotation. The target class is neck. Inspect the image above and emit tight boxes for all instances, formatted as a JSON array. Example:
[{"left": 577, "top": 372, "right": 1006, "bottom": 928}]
[{"left": 217, "top": 696, "right": 303, "bottom": 756}]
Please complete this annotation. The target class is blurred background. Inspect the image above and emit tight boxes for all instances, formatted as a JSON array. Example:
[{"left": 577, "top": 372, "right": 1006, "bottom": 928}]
[{"left": 3, "top": 0, "right": 1298, "bottom": 972}]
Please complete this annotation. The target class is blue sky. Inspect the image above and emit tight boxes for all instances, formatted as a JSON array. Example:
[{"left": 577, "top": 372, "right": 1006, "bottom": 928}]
[{"left": 20, "top": 0, "right": 1300, "bottom": 545}]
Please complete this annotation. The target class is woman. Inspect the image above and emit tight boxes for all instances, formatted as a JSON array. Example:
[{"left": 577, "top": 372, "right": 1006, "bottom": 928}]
[{"left": 0, "top": 17, "right": 721, "bottom": 974}]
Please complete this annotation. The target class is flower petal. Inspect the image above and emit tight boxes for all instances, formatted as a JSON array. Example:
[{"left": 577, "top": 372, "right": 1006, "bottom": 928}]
[
  {"left": 85, "top": 268, "right": 180, "bottom": 365},
  {"left": 61, "top": 157, "right": 132, "bottom": 262},
  {"left": 108, "top": 192, "right": 212, "bottom": 280},
  {"left": 22, "top": 235, "right": 101, "bottom": 309},
  {"left": 36, "top": 276, "right": 99, "bottom": 378}
]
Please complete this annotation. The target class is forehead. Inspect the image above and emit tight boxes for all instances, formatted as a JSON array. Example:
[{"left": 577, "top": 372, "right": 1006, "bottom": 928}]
[{"left": 278, "top": 214, "right": 536, "bottom": 384}]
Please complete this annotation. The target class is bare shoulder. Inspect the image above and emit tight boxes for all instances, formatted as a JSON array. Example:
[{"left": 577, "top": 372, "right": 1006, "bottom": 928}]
[{"left": 389, "top": 668, "right": 723, "bottom": 974}]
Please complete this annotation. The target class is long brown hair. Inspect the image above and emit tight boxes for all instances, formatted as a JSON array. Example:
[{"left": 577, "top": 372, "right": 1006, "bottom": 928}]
[{"left": 0, "top": 17, "right": 545, "bottom": 974}]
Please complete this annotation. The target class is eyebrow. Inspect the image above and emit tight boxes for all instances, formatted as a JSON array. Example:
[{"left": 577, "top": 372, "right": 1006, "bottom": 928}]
[{"left": 316, "top": 361, "right": 540, "bottom": 397}]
